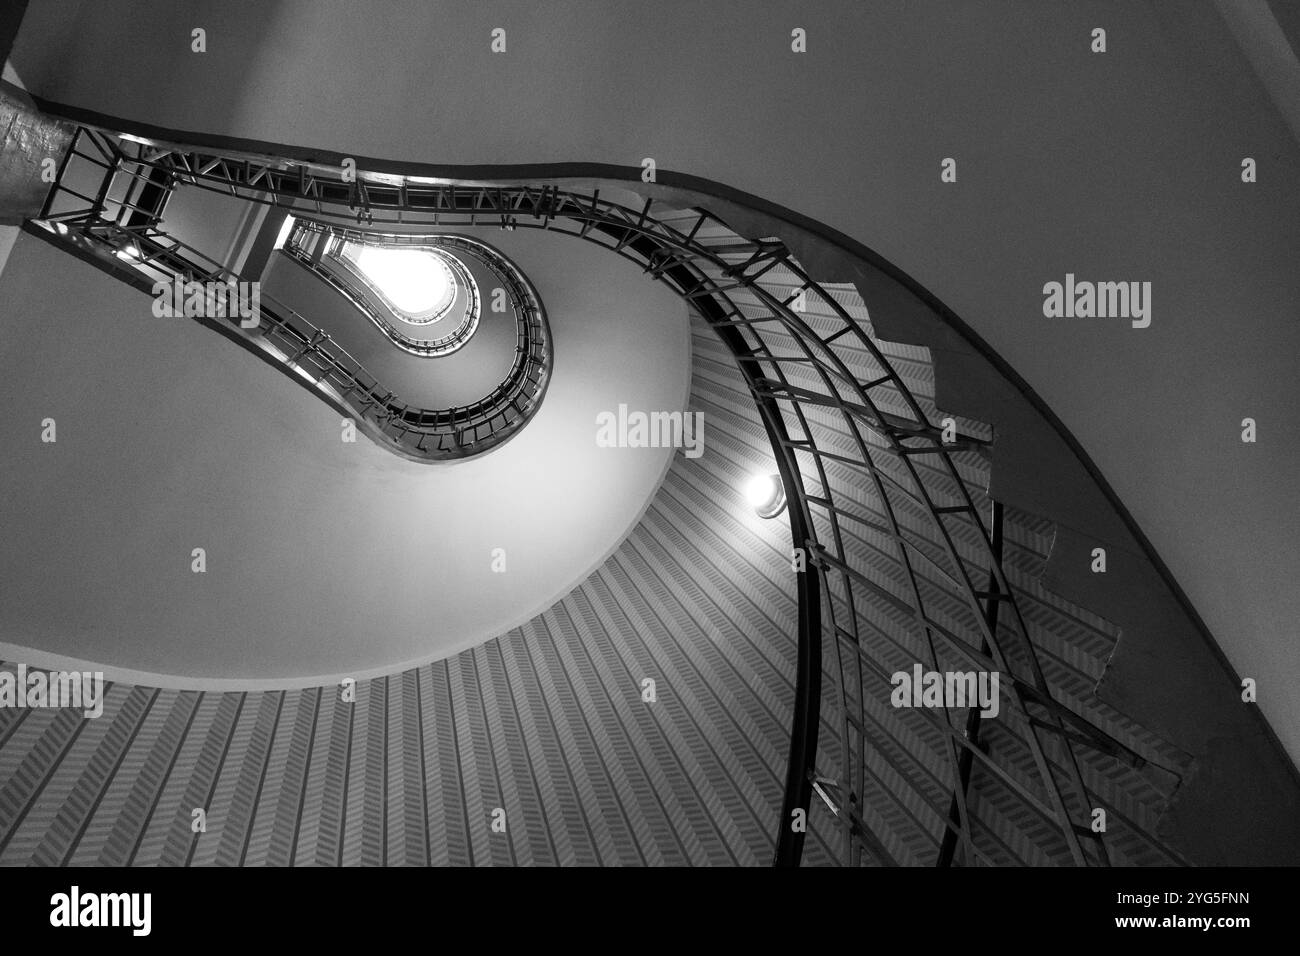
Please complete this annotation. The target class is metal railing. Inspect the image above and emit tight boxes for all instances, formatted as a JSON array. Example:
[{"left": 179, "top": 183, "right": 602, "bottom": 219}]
[{"left": 35, "top": 127, "right": 551, "bottom": 462}]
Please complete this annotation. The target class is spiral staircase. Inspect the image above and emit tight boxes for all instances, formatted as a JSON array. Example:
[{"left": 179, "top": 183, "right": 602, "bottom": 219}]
[{"left": 1, "top": 87, "right": 1297, "bottom": 867}]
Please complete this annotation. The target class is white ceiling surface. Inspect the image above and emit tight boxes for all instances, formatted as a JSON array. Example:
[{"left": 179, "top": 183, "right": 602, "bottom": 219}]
[
  {"left": 5, "top": 0, "right": 1300, "bottom": 760},
  {"left": 0, "top": 227, "right": 690, "bottom": 687}
]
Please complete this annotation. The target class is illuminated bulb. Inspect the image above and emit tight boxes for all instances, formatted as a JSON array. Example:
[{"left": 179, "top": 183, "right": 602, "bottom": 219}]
[
  {"left": 54, "top": 223, "right": 68, "bottom": 236},
  {"left": 745, "top": 473, "right": 786, "bottom": 519}
]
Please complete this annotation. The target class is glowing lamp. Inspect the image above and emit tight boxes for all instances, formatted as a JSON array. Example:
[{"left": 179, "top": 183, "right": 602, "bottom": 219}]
[{"left": 745, "top": 473, "right": 787, "bottom": 519}]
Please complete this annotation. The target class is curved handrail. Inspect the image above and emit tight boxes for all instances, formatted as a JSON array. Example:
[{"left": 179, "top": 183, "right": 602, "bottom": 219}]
[
  {"left": 36, "top": 216, "right": 549, "bottom": 463},
  {"left": 33, "top": 128, "right": 553, "bottom": 463}
]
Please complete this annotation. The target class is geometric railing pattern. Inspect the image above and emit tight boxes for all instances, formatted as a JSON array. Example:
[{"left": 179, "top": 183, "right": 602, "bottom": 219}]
[
  {"left": 33, "top": 126, "right": 551, "bottom": 462},
  {"left": 652, "top": 219, "right": 1191, "bottom": 867}
]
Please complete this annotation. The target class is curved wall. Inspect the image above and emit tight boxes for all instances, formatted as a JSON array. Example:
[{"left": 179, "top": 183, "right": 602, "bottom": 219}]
[{"left": 0, "top": 226, "right": 689, "bottom": 684}]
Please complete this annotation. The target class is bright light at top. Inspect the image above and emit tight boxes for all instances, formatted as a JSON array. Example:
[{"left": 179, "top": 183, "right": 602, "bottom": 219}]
[{"left": 355, "top": 246, "right": 451, "bottom": 315}]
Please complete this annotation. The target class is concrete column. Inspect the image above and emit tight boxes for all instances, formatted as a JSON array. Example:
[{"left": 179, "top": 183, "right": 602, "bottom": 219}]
[{"left": 0, "top": 82, "right": 72, "bottom": 225}]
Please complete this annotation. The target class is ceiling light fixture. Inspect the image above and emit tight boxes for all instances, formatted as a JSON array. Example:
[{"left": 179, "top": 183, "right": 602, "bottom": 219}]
[{"left": 745, "top": 473, "right": 787, "bottom": 519}]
